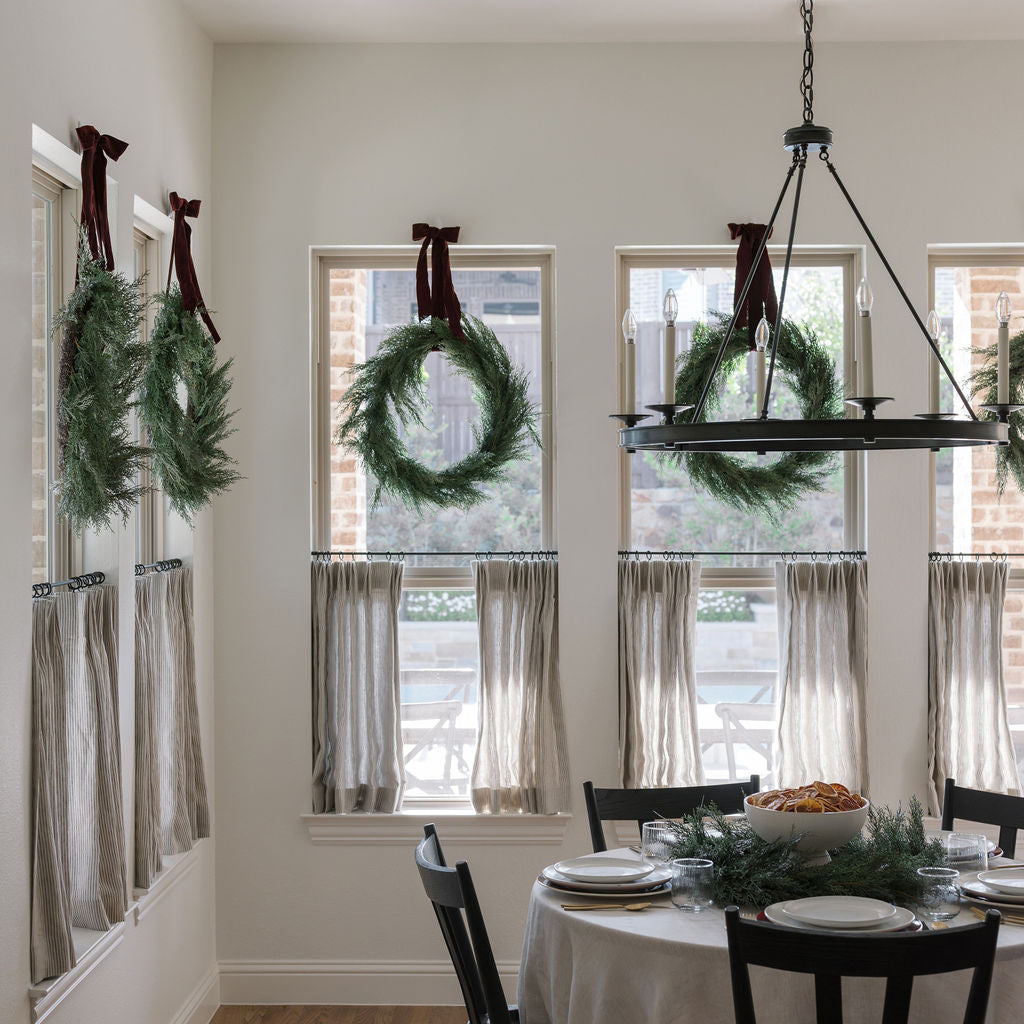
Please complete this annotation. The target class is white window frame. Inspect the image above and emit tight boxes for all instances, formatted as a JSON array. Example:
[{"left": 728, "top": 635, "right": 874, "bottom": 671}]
[
  {"left": 615, "top": 245, "right": 863, "bottom": 590},
  {"left": 310, "top": 246, "right": 557, "bottom": 810}
]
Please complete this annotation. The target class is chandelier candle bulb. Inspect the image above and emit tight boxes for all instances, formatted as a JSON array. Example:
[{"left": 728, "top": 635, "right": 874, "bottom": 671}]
[
  {"left": 623, "top": 308, "right": 638, "bottom": 415},
  {"left": 856, "top": 277, "right": 875, "bottom": 397},
  {"left": 927, "top": 310, "right": 941, "bottom": 413},
  {"left": 663, "top": 289, "right": 678, "bottom": 405},
  {"left": 997, "top": 290, "right": 1012, "bottom": 406},
  {"left": 754, "top": 315, "right": 770, "bottom": 414}
]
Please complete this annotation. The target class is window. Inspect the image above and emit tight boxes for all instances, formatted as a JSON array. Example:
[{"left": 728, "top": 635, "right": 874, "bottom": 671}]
[
  {"left": 617, "top": 247, "right": 861, "bottom": 781},
  {"left": 134, "top": 225, "right": 164, "bottom": 565},
  {"left": 32, "top": 168, "right": 76, "bottom": 584},
  {"left": 312, "top": 248, "right": 555, "bottom": 802},
  {"left": 928, "top": 249, "right": 1024, "bottom": 775}
]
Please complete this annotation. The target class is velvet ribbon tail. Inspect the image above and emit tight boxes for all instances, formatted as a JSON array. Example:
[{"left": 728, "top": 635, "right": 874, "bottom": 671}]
[
  {"left": 728, "top": 222, "right": 778, "bottom": 340},
  {"left": 412, "top": 223, "right": 464, "bottom": 340},
  {"left": 76, "top": 125, "right": 128, "bottom": 274},
  {"left": 167, "top": 191, "right": 220, "bottom": 343}
]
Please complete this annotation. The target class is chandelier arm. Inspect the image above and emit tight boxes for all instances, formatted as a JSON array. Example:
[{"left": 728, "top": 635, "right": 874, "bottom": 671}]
[
  {"left": 822, "top": 152, "right": 978, "bottom": 421},
  {"left": 761, "top": 148, "right": 808, "bottom": 420},
  {"left": 690, "top": 155, "right": 799, "bottom": 424}
]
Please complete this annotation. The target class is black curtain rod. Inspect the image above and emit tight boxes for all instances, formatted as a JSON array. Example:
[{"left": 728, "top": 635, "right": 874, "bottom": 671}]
[
  {"left": 135, "top": 558, "right": 184, "bottom": 576},
  {"left": 928, "top": 551, "right": 1018, "bottom": 562},
  {"left": 32, "top": 571, "right": 106, "bottom": 599},
  {"left": 618, "top": 549, "right": 866, "bottom": 560},
  {"left": 311, "top": 550, "right": 557, "bottom": 561}
]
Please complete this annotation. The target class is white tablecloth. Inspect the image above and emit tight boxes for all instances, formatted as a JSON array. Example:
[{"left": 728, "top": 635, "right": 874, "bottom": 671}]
[{"left": 518, "top": 850, "right": 1024, "bottom": 1024}]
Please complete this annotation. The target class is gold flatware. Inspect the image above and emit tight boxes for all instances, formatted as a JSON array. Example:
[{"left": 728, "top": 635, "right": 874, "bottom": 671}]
[
  {"left": 928, "top": 920, "right": 949, "bottom": 930},
  {"left": 969, "top": 905, "right": 1024, "bottom": 926},
  {"left": 561, "top": 902, "right": 657, "bottom": 912}
]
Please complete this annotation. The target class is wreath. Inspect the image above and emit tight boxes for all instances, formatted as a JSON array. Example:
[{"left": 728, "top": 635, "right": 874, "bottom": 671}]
[
  {"left": 335, "top": 315, "right": 539, "bottom": 513},
  {"left": 54, "top": 237, "right": 147, "bottom": 532},
  {"left": 672, "top": 314, "right": 843, "bottom": 518},
  {"left": 138, "top": 286, "right": 240, "bottom": 523},
  {"left": 970, "top": 329, "right": 1024, "bottom": 497}
]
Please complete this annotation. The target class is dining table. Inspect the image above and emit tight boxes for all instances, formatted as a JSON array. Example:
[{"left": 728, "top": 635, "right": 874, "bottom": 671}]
[{"left": 517, "top": 846, "right": 1024, "bottom": 1024}]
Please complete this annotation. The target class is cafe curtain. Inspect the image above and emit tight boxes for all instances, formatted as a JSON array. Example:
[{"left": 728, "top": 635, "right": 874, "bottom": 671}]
[
  {"left": 928, "top": 560, "right": 1021, "bottom": 813},
  {"left": 134, "top": 567, "right": 210, "bottom": 890},
  {"left": 311, "top": 559, "right": 405, "bottom": 813},
  {"left": 618, "top": 559, "right": 705, "bottom": 788},
  {"left": 776, "top": 560, "right": 868, "bottom": 793},
  {"left": 472, "top": 559, "right": 569, "bottom": 813},
  {"left": 31, "top": 586, "right": 127, "bottom": 984}
]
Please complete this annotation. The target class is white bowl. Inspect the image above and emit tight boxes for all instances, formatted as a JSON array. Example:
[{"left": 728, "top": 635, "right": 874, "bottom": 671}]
[{"left": 744, "top": 794, "right": 870, "bottom": 854}]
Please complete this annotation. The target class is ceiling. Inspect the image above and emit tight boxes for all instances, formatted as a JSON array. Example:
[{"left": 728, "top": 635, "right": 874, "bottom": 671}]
[{"left": 182, "top": 0, "right": 1024, "bottom": 44}]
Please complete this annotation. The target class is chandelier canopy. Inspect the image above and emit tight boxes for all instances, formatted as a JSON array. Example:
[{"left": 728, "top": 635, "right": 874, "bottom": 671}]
[{"left": 614, "top": 0, "right": 1012, "bottom": 455}]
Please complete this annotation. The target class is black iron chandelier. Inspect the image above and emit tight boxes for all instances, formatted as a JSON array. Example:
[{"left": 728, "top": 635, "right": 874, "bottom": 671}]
[{"left": 613, "top": 0, "right": 1012, "bottom": 454}]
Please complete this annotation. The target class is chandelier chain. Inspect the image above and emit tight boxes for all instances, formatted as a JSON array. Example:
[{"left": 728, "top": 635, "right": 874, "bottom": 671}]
[{"left": 801, "top": 0, "right": 814, "bottom": 124}]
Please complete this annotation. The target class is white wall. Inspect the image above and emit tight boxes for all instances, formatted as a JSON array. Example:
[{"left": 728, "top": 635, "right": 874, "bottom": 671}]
[
  {"left": 0, "top": 2, "right": 217, "bottom": 1022},
  {"left": 210, "top": 40, "right": 1022, "bottom": 1003}
]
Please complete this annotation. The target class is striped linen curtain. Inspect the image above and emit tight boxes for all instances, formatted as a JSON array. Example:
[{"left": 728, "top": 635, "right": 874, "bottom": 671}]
[
  {"left": 775, "top": 560, "right": 869, "bottom": 793},
  {"left": 928, "top": 561, "right": 1022, "bottom": 813},
  {"left": 311, "top": 559, "right": 405, "bottom": 813},
  {"left": 134, "top": 567, "right": 210, "bottom": 890},
  {"left": 471, "top": 559, "right": 569, "bottom": 814},
  {"left": 31, "top": 585, "right": 127, "bottom": 984},
  {"left": 618, "top": 558, "right": 705, "bottom": 788}
]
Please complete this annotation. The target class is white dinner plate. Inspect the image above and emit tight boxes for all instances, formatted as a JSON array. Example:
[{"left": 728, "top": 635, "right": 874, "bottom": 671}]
[
  {"left": 976, "top": 868, "right": 1024, "bottom": 896},
  {"left": 554, "top": 856, "right": 655, "bottom": 883},
  {"left": 540, "top": 864, "right": 673, "bottom": 894},
  {"left": 960, "top": 882, "right": 1024, "bottom": 909},
  {"left": 765, "top": 901, "right": 915, "bottom": 933},
  {"left": 781, "top": 896, "right": 897, "bottom": 929},
  {"left": 538, "top": 875, "right": 672, "bottom": 899}
]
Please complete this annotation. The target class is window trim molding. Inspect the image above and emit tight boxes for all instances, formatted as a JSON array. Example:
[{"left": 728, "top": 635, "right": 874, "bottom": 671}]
[
  {"left": 309, "top": 244, "right": 557, "bottom": 553},
  {"left": 300, "top": 810, "right": 572, "bottom": 846},
  {"left": 615, "top": 245, "right": 864, "bottom": 584}
]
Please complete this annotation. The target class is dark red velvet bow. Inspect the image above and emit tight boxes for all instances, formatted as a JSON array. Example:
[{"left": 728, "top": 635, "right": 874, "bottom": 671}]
[
  {"left": 728, "top": 222, "right": 778, "bottom": 343},
  {"left": 167, "top": 192, "right": 220, "bottom": 343},
  {"left": 412, "top": 223, "right": 464, "bottom": 340},
  {"left": 76, "top": 125, "right": 128, "bottom": 273}
]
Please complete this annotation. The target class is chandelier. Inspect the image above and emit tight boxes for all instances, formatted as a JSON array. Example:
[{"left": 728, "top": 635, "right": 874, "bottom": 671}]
[{"left": 613, "top": 0, "right": 1012, "bottom": 454}]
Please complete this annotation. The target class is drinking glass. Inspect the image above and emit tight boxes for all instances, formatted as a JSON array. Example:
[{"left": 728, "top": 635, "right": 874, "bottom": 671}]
[
  {"left": 943, "top": 832, "right": 989, "bottom": 873},
  {"left": 641, "top": 822, "right": 675, "bottom": 865},
  {"left": 917, "top": 866, "right": 961, "bottom": 921},
  {"left": 671, "top": 858, "right": 714, "bottom": 912}
]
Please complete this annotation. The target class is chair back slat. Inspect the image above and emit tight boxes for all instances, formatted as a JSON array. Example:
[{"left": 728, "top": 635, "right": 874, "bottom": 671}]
[
  {"left": 941, "top": 777, "right": 1024, "bottom": 857},
  {"left": 724, "top": 907, "right": 1000, "bottom": 1024},
  {"left": 583, "top": 776, "right": 760, "bottom": 853},
  {"left": 414, "top": 824, "right": 514, "bottom": 1024}
]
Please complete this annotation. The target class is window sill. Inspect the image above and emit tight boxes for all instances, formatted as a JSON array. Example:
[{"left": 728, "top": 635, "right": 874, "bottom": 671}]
[
  {"left": 301, "top": 808, "right": 572, "bottom": 845},
  {"left": 133, "top": 845, "right": 201, "bottom": 923},
  {"left": 29, "top": 922, "right": 126, "bottom": 1022}
]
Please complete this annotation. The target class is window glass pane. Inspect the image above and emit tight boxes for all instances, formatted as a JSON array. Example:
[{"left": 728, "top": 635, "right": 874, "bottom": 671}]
[
  {"left": 1004, "top": 588, "right": 1024, "bottom": 781},
  {"left": 32, "top": 191, "right": 53, "bottom": 584},
  {"left": 695, "top": 588, "right": 777, "bottom": 783},
  {"left": 328, "top": 267, "right": 544, "bottom": 567},
  {"left": 399, "top": 589, "right": 477, "bottom": 799},
  {"left": 629, "top": 264, "right": 846, "bottom": 564},
  {"left": 933, "top": 265, "right": 1024, "bottom": 552}
]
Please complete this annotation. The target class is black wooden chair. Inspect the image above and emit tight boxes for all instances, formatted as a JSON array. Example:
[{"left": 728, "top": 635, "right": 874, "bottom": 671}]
[
  {"left": 414, "top": 823, "right": 518, "bottom": 1024},
  {"left": 941, "top": 777, "right": 1024, "bottom": 857},
  {"left": 724, "top": 905, "right": 1001, "bottom": 1024},
  {"left": 583, "top": 775, "right": 760, "bottom": 853}
]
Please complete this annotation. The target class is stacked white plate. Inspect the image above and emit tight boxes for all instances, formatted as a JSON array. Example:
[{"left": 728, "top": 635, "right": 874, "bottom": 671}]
[
  {"left": 763, "top": 896, "right": 914, "bottom": 932},
  {"left": 540, "top": 856, "right": 672, "bottom": 896},
  {"left": 961, "top": 867, "right": 1024, "bottom": 910}
]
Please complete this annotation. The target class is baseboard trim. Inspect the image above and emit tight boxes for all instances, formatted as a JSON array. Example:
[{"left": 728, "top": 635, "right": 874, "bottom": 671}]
[
  {"left": 218, "top": 958, "right": 519, "bottom": 1006},
  {"left": 169, "top": 965, "right": 220, "bottom": 1024}
]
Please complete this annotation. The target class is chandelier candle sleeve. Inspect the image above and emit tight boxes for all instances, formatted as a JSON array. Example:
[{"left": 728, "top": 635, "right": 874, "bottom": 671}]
[
  {"left": 754, "top": 316, "right": 770, "bottom": 413},
  {"left": 998, "top": 290, "right": 1012, "bottom": 406},
  {"left": 927, "top": 310, "right": 941, "bottom": 413},
  {"left": 663, "top": 289, "right": 678, "bottom": 405},
  {"left": 623, "top": 308, "right": 637, "bottom": 415},
  {"left": 857, "top": 277, "right": 874, "bottom": 397}
]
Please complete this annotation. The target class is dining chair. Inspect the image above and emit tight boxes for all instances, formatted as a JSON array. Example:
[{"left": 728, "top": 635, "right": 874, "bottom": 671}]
[
  {"left": 583, "top": 776, "right": 760, "bottom": 853},
  {"left": 941, "top": 777, "right": 1024, "bottom": 857},
  {"left": 724, "top": 905, "right": 1001, "bottom": 1024},
  {"left": 414, "top": 823, "right": 518, "bottom": 1024}
]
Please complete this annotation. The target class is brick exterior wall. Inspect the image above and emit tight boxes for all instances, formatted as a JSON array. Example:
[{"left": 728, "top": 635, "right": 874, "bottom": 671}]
[{"left": 328, "top": 268, "right": 368, "bottom": 551}]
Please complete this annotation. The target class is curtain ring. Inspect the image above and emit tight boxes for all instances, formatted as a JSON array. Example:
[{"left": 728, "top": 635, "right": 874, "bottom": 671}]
[
  {"left": 810, "top": 551, "right": 818, "bottom": 563},
  {"left": 646, "top": 550, "right": 653, "bottom": 561},
  {"left": 687, "top": 552, "right": 695, "bottom": 562}
]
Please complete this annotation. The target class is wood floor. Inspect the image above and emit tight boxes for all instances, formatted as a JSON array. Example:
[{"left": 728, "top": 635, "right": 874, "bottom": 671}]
[{"left": 211, "top": 1008, "right": 466, "bottom": 1024}]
